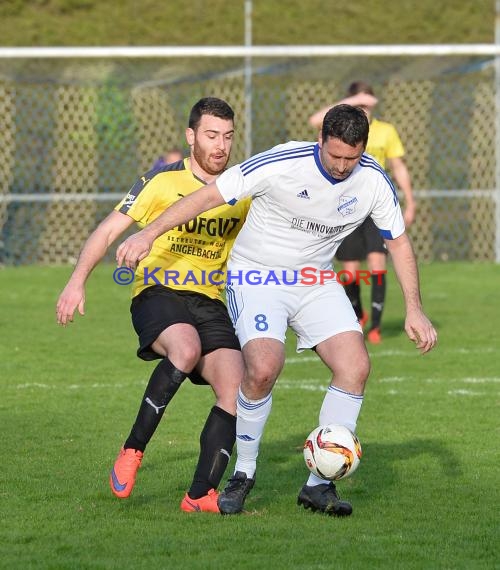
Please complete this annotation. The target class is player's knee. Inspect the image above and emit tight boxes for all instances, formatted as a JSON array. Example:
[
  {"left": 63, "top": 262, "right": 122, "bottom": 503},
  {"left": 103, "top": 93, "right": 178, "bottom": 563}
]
[
  {"left": 168, "top": 344, "right": 201, "bottom": 372},
  {"left": 244, "top": 360, "right": 278, "bottom": 392}
]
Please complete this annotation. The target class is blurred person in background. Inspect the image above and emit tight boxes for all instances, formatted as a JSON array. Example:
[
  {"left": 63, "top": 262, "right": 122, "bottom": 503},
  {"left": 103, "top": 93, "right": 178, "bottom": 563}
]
[
  {"left": 309, "top": 81, "right": 416, "bottom": 344},
  {"left": 152, "top": 147, "right": 184, "bottom": 170}
]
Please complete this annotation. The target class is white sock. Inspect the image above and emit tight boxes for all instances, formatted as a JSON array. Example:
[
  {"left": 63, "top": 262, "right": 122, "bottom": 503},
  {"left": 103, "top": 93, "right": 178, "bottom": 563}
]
[
  {"left": 306, "top": 385, "right": 363, "bottom": 487},
  {"left": 233, "top": 388, "right": 273, "bottom": 479},
  {"left": 319, "top": 385, "right": 363, "bottom": 433}
]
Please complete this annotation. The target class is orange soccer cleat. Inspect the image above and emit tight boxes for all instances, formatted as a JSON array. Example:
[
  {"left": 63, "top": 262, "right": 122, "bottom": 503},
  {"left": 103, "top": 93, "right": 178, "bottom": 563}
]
[
  {"left": 359, "top": 311, "right": 369, "bottom": 329},
  {"left": 367, "top": 327, "right": 382, "bottom": 344},
  {"left": 109, "top": 447, "right": 144, "bottom": 499},
  {"left": 180, "top": 488, "right": 220, "bottom": 513}
]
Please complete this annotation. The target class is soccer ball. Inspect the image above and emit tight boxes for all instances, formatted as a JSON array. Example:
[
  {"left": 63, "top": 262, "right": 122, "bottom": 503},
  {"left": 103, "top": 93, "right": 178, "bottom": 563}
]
[{"left": 303, "top": 424, "right": 362, "bottom": 481}]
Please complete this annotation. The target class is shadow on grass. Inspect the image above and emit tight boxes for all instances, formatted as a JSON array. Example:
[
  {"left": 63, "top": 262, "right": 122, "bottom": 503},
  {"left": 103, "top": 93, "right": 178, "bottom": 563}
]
[
  {"left": 376, "top": 317, "right": 443, "bottom": 340},
  {"left": 94, "top": 433, "right": 462, "bottom": 512},
  {"left": 248, "top": 433, "right": 462, "bottom": 510},
  {"left": 376, "top": 317, "right": 406, "bottom": 339}
]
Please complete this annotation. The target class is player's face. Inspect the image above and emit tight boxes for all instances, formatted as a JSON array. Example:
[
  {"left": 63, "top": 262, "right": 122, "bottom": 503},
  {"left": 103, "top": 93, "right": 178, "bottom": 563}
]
[
  {"left": 318, "top": 136, "right": 365, "bottom": 180},
  {"left": 188, "top": 115, "right": 234, "bottom": 176}
]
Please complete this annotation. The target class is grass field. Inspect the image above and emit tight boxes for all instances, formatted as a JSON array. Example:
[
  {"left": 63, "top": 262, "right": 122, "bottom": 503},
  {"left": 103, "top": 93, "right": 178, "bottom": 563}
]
[
  {"left": 0, "top": 261, "right": 498, "bottom": 569},
  {"left": 0, "top": 0, "right": 493, "bottom": 46}
]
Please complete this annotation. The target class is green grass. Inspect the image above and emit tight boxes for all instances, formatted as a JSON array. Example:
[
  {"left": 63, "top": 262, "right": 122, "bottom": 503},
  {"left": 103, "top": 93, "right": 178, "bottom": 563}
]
[
  {"left": 0, "top": 262, "right": 499, "bottom": 569},
  {"left": 0, "top": 0, "right": 493, "bottom": 46}
]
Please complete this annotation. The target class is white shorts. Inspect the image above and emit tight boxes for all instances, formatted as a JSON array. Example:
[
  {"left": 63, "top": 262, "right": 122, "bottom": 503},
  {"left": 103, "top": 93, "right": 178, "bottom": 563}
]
[{"left": 225, "top": 281, "right": 361, "bottom": 351}]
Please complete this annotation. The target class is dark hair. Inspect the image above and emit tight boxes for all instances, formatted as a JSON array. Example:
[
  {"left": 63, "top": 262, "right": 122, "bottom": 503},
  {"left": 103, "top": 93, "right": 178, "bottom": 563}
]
[
  {"left": 347, "top": 80, "right": 375, "bottom": 97},
  {"left": 188, "top": 97, "right": 234, "bottom": 129},
  {"left": 321, "top": 104, "right": 369, "bottom": 148}
]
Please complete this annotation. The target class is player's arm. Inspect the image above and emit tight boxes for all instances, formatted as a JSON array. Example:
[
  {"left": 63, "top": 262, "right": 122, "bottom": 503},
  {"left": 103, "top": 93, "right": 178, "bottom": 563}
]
[
  {"left": 387, "top": 156, "right": 416, "bottom": 227},
  {"left": 308, "top": 105, "right": 332, "bottom": 130},
  {"left": 116, "top": 182, "right": 225, "bottom": 269},
  {"left": 384, "top": 233, "right": 437, "bottom": 354},
  {"left": 56, "top": 210, "right": 134, "bottom": 326}
]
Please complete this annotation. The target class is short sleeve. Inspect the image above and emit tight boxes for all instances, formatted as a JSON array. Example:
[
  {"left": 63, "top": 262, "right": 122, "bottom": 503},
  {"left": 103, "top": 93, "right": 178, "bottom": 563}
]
[{"left": 384, "top": 123, "right": 405, "bottom": 160}]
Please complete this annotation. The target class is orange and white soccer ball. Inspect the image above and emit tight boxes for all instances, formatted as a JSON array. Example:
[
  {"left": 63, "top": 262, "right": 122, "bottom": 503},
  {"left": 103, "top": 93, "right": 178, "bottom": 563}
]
[{"left": 303, "top": 424, "right": 362, "bottom": 481}]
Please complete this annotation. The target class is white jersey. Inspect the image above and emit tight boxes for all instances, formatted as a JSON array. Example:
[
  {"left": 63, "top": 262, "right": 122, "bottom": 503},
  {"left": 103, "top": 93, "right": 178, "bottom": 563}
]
[{"left": 216, "top": 141, "right": 404, "bottom": 275}]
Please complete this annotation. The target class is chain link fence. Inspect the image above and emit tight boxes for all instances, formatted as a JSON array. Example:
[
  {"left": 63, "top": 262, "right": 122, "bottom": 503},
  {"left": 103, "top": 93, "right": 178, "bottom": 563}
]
[{"left": 0, "top": 54, "right": 496, "bottom": 264}]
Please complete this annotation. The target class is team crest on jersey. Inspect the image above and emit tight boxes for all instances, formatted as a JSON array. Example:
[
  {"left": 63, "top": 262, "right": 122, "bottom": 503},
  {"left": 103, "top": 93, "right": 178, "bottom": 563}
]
[{"left": 337, "top": 195, "right": 358, "bottom": 217}]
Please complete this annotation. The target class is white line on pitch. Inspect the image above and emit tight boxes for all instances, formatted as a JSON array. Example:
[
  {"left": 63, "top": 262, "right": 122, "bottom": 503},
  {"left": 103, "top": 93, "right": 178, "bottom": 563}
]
[
  {"left": 14, "top": 380, "right": 144, "bottom": 390},
  {"left": 10, "top": 375, "right": 500, "bottom": 391},
  {"left": 285, "top": 346, "right": 497, "bottom": 365},
  {"left": 447, "top": 389, "right": 488, "bottom": 396},
  {"left": 463, "top": 377, "right": 500, "bottom": 383}
]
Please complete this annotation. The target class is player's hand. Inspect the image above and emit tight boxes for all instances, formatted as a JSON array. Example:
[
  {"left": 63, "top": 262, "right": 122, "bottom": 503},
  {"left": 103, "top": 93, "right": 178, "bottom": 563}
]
[
  {"left": 115, "top": 231, "right": 153, "bottom": 270},
  {"left": 405, "top": 309, "right": 437, "bottom": 354},
  {"left": 56, "top": 283, "right": 85, "bottom": 326},
  {"left": 403, "top": 201, "right": 416, "bottom": 227}
]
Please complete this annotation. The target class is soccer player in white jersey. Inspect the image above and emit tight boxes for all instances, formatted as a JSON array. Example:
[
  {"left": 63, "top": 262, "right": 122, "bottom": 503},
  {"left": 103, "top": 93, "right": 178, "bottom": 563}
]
[{"left": 116, "top": 104, "right": 438, "bottom": 517}]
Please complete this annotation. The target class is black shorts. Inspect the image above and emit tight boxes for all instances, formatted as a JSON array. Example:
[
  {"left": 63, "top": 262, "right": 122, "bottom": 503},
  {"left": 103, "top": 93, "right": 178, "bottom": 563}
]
[
  {"left": 130, "top": 285, "right": 240, "bottom": 384},
  {"left": 336, "top": 217, "right": 387, "bottom": 261}
]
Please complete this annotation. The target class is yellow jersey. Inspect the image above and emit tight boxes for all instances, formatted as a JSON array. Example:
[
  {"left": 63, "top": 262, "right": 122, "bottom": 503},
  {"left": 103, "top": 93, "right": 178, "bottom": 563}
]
[
  {"left": 115, "top": 159, "right": 249, "bottom": 300},
  {"left": 366, "top": 118, "right": 405, "bottom": 169}
]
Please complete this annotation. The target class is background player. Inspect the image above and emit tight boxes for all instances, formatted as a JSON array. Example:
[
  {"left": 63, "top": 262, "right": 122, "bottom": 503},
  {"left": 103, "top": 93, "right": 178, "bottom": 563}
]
[
  {"left": 56, "top": 97, "right": 247, "bottom": 513},
  {"left": 152, "top": 147, "right": 184, "bottom": 170},
  {"left": 309, "top": 81, "right": 416, "bottom": 343}
]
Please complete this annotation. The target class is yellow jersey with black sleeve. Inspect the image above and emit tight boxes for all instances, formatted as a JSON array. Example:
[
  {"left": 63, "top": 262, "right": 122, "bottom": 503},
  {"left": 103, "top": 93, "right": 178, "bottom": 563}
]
[
  {"left": 115, "top": 159, "right": 249, "bottom": 300},
  {"left": 366, "top": 118, "right": 405, "bottom": 169}
]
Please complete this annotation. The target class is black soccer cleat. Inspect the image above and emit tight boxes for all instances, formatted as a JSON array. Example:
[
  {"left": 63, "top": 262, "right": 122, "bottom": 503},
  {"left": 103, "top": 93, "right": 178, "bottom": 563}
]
[
  {"left": 218, "top": 470, "right": 255, "bottom": 515},
  {"left": 297, "top": 482, "right": 353, "bottom": 516}
]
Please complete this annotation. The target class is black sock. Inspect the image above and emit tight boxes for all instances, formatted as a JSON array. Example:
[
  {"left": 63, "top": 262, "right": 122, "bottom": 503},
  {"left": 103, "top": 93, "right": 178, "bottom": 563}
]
[
  {"left": 188, "top": 406, "right": 236, "bottom": 499},
  {"left": 370, "top": 272, "right": 386, "bottom": 329},
  {"left": 124, "top": 357, "right": 187, "bottom": 452},
  {"left": 344, "top": 282, "right": 363, "bottom": 319}
]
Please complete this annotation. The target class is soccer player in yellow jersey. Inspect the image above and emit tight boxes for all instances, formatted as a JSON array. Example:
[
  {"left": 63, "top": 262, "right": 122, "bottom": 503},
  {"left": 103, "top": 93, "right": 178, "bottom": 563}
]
[
  {"left": 56, "top": 97, "right": 248, "bottom": 513},
  {"left": 309, "top": 81, "right": 416, "bottom": 343}
]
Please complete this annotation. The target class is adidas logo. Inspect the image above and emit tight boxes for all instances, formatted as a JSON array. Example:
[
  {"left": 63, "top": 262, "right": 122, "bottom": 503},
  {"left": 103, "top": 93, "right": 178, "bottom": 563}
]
[
  {"left": 237, "top": 434, "right": 256, "bottom": 442},
  {"left": 297, "top": 189, "right": 310, "bottom": 199}
]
